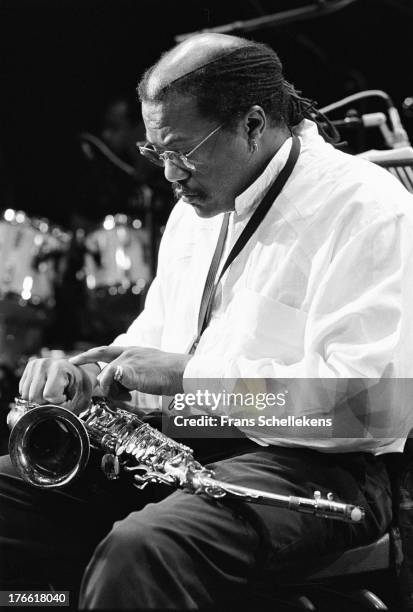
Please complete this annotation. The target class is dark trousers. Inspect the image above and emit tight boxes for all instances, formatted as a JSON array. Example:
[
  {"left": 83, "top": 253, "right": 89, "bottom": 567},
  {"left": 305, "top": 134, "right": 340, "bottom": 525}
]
[{"left": 0, "top": 443, "right": 392, "bottom": 609}]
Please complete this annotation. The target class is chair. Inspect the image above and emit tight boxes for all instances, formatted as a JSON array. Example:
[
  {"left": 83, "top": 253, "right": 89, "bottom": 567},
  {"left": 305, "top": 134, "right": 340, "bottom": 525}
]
[
  {"left": 358, "top": 146, "right": 413, "bottom": 194},
  {"left": 267, "top": 443, "right": 413, "bottom": 611},
  {"left": 248, "top": 529, "right": 397, "bottom": 611},
  {"left": 377, "top": 158, "right": 413, "bottom": 193}
]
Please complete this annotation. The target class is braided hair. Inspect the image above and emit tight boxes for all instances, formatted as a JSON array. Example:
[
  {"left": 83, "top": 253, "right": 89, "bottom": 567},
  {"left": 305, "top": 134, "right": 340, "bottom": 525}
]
[{"left": 137, "top": 39, "right": 338, "bottom": 143}]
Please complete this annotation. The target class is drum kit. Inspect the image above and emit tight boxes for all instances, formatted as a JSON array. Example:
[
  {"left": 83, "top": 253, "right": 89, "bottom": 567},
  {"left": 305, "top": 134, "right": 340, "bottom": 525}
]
[
  {"left": 0, "top": 207, "right": 152, "bottom": 392},
  {"left": 78, "top": 213, "right": 152, "bottom": 344}
]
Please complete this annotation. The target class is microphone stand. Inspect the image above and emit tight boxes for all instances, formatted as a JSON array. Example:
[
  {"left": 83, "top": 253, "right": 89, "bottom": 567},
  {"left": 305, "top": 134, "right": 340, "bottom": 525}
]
[{"left": 175, "top": 0, "right": 359, "bottom": 42}]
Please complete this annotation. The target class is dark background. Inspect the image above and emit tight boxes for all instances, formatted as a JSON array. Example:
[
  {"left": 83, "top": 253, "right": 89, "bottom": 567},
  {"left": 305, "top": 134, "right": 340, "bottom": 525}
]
[
  {"left": 0, "top": 5, "right": 412, "bottom": 600},
  {"left": 0, "top": 0, "right": 413, "bottom": 225}
]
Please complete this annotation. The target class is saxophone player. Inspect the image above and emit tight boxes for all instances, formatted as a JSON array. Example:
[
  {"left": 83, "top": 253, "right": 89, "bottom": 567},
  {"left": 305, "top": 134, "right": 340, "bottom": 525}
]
[{"left": 2, "top": 33, "right": 413, "bottom": 609}]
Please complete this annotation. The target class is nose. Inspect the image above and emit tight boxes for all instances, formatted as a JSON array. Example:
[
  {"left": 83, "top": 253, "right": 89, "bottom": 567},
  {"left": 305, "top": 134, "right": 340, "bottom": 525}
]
[{"left": 163, "top": 159, "right": 191, "bottom": 183}]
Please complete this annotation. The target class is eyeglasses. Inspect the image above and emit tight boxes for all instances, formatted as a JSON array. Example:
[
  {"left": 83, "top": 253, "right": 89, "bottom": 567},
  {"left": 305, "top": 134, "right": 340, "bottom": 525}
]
[{"left": 137, "top": 123, "right": 224, "bottom": 171}]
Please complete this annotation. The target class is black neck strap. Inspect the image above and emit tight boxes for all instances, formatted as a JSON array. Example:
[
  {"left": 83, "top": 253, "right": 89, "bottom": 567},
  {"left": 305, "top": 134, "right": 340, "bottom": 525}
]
[{"left": 191, "top": 135, "right": 301, "bottom": 353}]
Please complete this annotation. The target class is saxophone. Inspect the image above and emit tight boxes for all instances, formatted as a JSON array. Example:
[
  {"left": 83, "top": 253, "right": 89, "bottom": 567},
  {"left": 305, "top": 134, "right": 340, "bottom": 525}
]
[{"left": 8, "top": 397, "right": 365, "bottom": 523}]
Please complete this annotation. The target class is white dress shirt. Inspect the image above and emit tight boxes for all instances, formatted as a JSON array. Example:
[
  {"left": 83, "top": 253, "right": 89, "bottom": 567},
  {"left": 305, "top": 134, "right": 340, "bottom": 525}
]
[{"left": 113, "top": 119, "right": 413, "bottom": 455}]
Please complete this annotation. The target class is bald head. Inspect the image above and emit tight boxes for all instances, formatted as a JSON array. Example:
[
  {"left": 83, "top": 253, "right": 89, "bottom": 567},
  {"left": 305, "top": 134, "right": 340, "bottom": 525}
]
[
  {"left": 145, "top": 33, "right": 250, "bottom": 98},
  {"left": 136, "top": 35, "right": 306, "bottom": 133}
]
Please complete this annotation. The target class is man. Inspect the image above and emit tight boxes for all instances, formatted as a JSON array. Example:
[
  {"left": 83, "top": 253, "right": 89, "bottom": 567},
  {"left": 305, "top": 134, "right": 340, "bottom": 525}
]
[{"left": 2, "top": 33, "right": 413, "bottom": 608}]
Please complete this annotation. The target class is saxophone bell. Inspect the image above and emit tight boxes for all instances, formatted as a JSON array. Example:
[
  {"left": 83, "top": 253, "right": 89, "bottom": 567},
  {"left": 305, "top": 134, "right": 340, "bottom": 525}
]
[{"left": 9, "top": 405, "right": 90, "bottom": 488}]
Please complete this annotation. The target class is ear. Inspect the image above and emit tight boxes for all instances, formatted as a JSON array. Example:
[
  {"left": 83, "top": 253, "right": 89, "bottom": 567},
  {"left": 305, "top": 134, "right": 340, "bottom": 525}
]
[{"left": 243, "top": 105, "right": 267, "bottom": 141}]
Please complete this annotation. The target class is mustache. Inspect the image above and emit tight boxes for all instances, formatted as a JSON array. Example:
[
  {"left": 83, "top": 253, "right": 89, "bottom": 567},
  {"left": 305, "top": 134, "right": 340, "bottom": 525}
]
[{"left": 172, "top": 182, "right": 203, "bottom": 201}]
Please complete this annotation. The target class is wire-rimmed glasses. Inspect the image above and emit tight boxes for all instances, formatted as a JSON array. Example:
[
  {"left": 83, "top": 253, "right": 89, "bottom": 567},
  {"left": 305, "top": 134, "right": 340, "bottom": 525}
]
[{"left": 137, "top": 124, "right": 224, "bottom": 171}]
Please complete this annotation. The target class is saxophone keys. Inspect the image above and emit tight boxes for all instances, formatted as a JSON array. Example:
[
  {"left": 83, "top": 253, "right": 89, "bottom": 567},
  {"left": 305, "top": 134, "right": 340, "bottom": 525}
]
[
  {"left": 116, "top": 445, "right": 126, "bottom": 457},
  {"left": 133, "top": 447, "right": 147, "bottom": 461},
  {"left": 142, "top": 445, "right": 157, "bottom": 461},
  {"left": 132, "top": 434, "right": 151, "bottom": 460},
  {"left": 126, "top": 428, "right": 145, "bottom": 456},
  {"left": 132, "top": 476, "right": 150, "bottom": 491},
  {"left": 101, "top": 453, "right": 120, "bottom": 480},
  {"left": 125, "top": 432, "right": 139, "bottom": 455}
]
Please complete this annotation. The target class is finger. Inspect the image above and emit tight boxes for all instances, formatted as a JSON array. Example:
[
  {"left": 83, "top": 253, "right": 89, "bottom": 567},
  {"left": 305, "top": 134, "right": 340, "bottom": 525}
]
[
  {"left": 97, "top": 370, "right": 132, "bottom": 401},
  {"left": 19, "top": 360, "right": 34, "bottom": 397},
  {"left": 97, "top": 358, "right": 137, "bottom": 395},
  {"left": 19, "top": 360, "right": 41, "bottom": 401},
  {"left": 69, "top": 345, "right": 125, "bottom": 366},
  {"left": 96, "top": 363, "right": 118, "bottom": 396},
  {"left": 27, "top": 363, "right": 48, "bottom": 404},
  {"left": 43, "top": 362, "right": 71, "bottom": 404}
]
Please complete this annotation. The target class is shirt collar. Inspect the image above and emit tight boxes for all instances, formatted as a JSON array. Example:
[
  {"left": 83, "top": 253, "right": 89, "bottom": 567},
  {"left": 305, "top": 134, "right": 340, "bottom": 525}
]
[
  {"left": 234, "top": 134, "right": 293, "bottom": 217},
  {"left": 233, "top": 119, "right": 323, "bottom": 217}
]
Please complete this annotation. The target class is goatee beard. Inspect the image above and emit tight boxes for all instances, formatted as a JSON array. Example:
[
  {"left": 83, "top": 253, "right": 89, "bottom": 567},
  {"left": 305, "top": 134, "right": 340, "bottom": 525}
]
[{"left": 172, "top": 183, "right": 182, "bottom": 202}]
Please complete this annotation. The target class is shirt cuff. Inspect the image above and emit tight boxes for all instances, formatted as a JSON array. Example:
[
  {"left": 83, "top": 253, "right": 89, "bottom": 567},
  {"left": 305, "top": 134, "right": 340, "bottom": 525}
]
[{"left": 183, "top": 354, "right": 226, "bottom": 394}]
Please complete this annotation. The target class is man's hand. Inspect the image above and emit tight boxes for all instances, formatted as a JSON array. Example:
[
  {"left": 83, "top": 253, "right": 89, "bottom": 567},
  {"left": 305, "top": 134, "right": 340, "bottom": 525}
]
[
  {"left": 69, "top": 346, "right": 192, "bottom": 396},
  {"left": 19, "top": 358, "right": 97, "bottom": 413}
]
